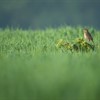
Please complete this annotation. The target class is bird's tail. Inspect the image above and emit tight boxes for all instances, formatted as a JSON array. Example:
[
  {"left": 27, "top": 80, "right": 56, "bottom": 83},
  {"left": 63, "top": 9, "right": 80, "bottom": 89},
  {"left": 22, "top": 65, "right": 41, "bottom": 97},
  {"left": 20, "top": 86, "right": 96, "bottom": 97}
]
[{"left": 91, "top": 37, "right": 94, "bottom": 43}]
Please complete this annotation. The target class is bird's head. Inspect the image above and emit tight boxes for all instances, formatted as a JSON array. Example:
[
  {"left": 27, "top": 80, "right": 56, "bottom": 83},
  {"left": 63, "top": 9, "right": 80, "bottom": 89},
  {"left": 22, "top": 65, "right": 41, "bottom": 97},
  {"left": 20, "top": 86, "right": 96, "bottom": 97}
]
[{"left": 83, "top": 28, "right": 88, "bottom": 33}]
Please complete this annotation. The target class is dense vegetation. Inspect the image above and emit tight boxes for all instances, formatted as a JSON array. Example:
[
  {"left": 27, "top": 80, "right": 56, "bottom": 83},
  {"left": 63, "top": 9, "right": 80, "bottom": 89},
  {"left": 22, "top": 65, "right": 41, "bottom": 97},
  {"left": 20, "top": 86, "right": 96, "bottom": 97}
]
[{"left": 0, "top": 26, "right": 100, "bottom": 100}]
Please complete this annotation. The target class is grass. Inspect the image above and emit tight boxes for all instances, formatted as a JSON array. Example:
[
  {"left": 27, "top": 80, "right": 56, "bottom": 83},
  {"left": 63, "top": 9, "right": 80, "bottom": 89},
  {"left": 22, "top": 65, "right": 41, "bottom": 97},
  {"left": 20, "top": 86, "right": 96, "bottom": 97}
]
[{"left": 0, "top": 26, "right": 100, "bottom": 100}]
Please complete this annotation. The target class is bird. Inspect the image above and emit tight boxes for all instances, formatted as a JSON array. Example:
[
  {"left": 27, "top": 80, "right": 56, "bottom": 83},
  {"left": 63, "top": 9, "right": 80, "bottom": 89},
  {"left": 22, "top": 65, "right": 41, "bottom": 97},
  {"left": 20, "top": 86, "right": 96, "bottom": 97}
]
[{"left": 83, "top": 28, "right": 94, "bottom": 43}]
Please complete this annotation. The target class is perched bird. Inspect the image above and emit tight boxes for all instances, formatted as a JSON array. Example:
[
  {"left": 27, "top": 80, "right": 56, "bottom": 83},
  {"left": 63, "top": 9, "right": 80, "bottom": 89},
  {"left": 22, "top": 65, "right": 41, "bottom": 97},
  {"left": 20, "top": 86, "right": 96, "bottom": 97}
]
[{"left": 83, "top": 28, "right": 94, "bottom": 43}]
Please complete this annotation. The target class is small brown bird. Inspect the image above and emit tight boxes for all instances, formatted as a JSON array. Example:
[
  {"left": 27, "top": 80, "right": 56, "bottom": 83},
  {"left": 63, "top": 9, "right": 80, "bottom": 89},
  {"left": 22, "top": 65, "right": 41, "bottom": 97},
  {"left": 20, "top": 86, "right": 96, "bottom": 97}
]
[{"left": 83, "top": 28, "right": 94, "bottom": 43}]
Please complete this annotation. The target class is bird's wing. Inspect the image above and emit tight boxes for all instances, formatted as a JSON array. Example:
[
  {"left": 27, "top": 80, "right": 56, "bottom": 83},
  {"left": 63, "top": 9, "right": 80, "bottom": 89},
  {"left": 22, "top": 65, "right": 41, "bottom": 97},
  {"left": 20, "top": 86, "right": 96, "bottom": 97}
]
[{"left": 88, "top": 32, "right": 93, "bottom": 40}]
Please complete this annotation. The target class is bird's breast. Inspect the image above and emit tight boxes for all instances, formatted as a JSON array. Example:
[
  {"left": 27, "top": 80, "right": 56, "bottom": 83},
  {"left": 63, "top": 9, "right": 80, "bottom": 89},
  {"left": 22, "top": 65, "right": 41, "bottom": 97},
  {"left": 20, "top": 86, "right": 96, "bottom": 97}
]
[{"left": 84, "top": 33, "right": 87, "bottom": 39}]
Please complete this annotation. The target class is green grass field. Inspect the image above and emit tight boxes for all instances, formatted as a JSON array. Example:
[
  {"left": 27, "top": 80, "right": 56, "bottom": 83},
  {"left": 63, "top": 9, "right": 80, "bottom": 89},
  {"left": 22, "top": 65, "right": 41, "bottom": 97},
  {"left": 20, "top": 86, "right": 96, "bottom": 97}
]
[{"left": 0, "top": 26, "right": 100, "bottom": 100}]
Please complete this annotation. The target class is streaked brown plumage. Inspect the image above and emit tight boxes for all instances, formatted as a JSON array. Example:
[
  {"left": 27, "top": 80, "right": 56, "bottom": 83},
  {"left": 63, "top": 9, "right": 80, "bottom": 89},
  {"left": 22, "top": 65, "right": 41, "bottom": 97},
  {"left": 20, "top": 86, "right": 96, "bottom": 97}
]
[{"left": 83, "top": 28, "right": 94, "bottom": 43}]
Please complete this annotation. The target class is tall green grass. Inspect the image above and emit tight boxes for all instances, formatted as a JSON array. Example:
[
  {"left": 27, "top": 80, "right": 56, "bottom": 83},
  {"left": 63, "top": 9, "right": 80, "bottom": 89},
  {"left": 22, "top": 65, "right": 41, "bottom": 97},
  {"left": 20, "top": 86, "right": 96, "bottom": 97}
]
[{"left": 0, "top": 26, "right": 100, "bottom": 100}]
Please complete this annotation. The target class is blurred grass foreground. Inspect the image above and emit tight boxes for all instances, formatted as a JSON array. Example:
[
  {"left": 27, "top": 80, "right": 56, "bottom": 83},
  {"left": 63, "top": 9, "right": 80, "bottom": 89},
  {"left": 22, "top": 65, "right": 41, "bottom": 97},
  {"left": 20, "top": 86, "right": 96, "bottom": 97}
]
[{"left": 0, "top": 26, "right": 100, "bottom": 100}]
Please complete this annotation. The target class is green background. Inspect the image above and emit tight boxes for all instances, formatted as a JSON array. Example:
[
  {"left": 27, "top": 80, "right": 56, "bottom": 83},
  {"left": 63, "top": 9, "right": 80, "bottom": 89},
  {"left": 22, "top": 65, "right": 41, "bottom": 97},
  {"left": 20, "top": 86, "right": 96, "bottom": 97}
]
[{"left": 0, "top": 0, "right": 100, "bottom": 29}]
